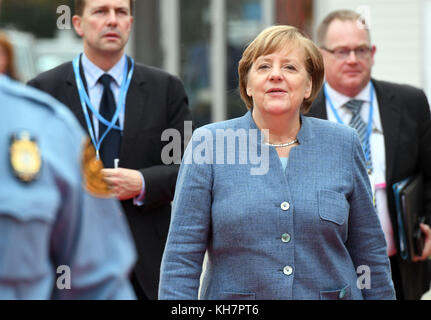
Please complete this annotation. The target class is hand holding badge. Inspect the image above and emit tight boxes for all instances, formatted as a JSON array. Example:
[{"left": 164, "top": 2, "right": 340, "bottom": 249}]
[{"left": 82, "top": 137, "right": 114, "bottom": 198}]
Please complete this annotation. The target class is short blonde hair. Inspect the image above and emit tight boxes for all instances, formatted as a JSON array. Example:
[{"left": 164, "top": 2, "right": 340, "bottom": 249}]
[{"left": 238, "top": 25, "right": 324, "bottom": 113}]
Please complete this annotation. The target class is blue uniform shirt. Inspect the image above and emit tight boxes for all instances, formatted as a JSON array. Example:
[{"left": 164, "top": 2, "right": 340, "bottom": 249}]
[{"left": 0, "top": 75, "right": 137, "bottom": 299}]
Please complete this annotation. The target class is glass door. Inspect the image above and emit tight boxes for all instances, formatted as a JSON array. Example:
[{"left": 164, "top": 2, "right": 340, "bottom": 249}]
[{"left": 163, "top": 0, "right": 275, "bottom": 127}]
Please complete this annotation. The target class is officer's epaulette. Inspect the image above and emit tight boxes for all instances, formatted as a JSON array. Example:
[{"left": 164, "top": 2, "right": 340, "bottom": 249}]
[{"left": 1, "top": 76, "right": 54, "bottom": 112}]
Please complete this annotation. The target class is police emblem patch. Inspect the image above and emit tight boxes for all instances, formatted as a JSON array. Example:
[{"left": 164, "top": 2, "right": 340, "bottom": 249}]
[
  {"left": 9, "top": 131, "right": 42, "bottom": 183},
  {"left": 82, "top": 138, "right": 113, "bottom": 198}
]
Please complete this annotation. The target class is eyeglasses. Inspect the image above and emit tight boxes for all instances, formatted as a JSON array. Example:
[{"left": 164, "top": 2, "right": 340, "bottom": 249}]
[{"left": 321, "top": 46, "right": 372, "bottom": 60}]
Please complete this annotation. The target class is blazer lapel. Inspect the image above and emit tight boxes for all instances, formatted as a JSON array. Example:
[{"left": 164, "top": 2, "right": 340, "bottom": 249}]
[
  {"left": 310, "top": 81, "right": 401, "bottom": 183},
  {"left": 120, "top": 64, "right": 147, "bottom": 158},
  {"left": 308, "top": 89, "right": 328, "bottom": 119},
  {"left": 372, "top": 79, "right": 401, "bottom": 183},
  {"left": 65, "top": 60, "right": 88, "bottom": 129}
]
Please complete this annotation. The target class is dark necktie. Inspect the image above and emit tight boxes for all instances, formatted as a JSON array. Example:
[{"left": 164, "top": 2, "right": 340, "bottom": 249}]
[
  {"left": 344, "top": 99, "right": 373, "bottom": 172},
  {"left": 98, "top": 74, "right": 121, "bottom": 168}
]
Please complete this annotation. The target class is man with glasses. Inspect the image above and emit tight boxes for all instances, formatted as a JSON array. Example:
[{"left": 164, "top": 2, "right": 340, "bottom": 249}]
[{"left": 308, "top": 9, "right": 431, "bottom": 300}]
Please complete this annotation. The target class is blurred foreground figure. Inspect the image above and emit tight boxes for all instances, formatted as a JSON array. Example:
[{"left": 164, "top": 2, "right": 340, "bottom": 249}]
[
  {"left": 0, "top": 75, "right": 136, "bottom": 299},
  {"left": 28, "top": 0, "right": 192, "bottom": 299}
]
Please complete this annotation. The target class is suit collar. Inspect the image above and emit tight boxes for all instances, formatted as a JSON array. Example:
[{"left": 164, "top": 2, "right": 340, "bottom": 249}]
[
  {"left": 326, "top": 81, "right": 373, "bottom": 108},
  {"left": 81, "top": 53, "right": 127, "bottom": 88},
  {"left": 62, "top": 60, "right": 88, "bottom": 127},
  {"left": 66, "top": 60, "right": 78, "bottom": 87},
  {"left": 310, "top": 79, "right": 401, "bottom": 182},
  {"left": 372, "top": 79, "right": 401, "bottom": 182},
  {"left": 66, "top": 54, "right": 143, "bottom": 88},
  {"left": 128, "top": 58, "right": 146, "bottom": 85},
  {"left": 122, "top": 62, "right": 147, "bottom": 142},
  {"left": 308, "top": 89, "right": 328, "bottom": 119},
  {"left": 65, "top": 56, "right": 148, "bottom": 143}
]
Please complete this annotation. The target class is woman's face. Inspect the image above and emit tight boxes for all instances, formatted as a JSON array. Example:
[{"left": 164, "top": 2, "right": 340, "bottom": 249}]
[{"left": 246, "top": 46, "right": 312, "bottom": 117}]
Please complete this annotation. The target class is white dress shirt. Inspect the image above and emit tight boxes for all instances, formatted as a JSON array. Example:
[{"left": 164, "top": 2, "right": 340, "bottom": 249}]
[
  {"left": 325, "top": 82, "right": 397, "bottom": 256},
  {"left": 81, "top": 53, "right": 126, "bottom": 138},
  {"left": 81, "top": 53, "right": 146, "bottom": 206}
]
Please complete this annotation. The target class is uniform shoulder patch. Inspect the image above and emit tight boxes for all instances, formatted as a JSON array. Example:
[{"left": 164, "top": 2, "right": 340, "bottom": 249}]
[
  {"left": 82, "top": 138, "right": 113, "bottom": 198},
  {"left": 9, "top": 131, "right": 42, "bottom": 183}
]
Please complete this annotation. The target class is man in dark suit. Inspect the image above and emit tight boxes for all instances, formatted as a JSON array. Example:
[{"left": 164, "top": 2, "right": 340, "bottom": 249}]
[
  {"left": 307, "top": 9, "right": 431, "bottom": 300},
  {"left": 28, "top": 0, "right": 192, "bottom": 300}
]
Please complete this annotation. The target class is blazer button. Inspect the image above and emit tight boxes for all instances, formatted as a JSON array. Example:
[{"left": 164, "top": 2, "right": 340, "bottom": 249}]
[
  {"left": 281, "top": 202, "right": 290, "bottom": 211},
  {"left": 283, "top": 266, "right": 293, "bottom": 276},
  {"left": 281, "top": 233, "right": 291, "bottom": 243}
]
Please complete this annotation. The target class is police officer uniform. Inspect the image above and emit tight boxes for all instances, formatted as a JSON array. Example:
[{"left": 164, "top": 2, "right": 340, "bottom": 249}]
[{"left": 0, "top": 75, "right": 136, "bottom": 299}]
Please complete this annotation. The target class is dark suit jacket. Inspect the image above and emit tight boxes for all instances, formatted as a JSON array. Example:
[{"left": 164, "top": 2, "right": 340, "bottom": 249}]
[
  {"left": 28, "top": 59, "right": 192, "bottom": 300},
  {"left": 308, "top": 79, "right": 431, "bottom": 299}
]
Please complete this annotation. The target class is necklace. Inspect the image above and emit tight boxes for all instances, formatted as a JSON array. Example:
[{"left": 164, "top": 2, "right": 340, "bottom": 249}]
[{"left": 265, "top": 138, "right": 298, "bottom": 148}]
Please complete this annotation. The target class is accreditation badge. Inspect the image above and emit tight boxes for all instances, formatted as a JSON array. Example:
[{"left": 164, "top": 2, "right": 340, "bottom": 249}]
[
  {"left": 81, "top": 137, "right": 113, "bottom": 198},
  {"left": 9, "top": 131, "right": 42, "bottom": 183}
]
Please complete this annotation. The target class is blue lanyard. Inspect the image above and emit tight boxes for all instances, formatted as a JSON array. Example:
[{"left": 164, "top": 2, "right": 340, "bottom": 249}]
[
  {"left": 72, "top": 54, "right": 135, "bottom": 159},
  {"left": 324, "top": 82, "right": 374, "bottom": 171}
]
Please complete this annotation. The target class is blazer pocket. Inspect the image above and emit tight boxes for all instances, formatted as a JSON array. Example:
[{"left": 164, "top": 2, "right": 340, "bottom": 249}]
[
  {"left": 320, "top": 284, "right": 351, "bottom": 300},
  {"left": 218, "top": 291, "right": 256, "bottom": 300},
  {"left": 318, "top": 190, "right": 349, "bottom": 225}
]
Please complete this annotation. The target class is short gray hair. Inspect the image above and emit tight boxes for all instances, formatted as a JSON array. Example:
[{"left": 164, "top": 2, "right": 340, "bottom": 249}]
[{"left": 316, "top": 10, "right": 371, "bottom": 47}]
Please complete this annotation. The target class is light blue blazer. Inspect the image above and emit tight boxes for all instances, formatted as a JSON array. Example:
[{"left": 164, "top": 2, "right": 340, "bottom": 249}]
[{"left": 159, "top": 111, "right": 395, "bottom": 300}]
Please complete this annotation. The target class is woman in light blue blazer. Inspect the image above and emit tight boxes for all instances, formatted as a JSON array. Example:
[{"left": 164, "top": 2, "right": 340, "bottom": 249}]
[{"left": 159, "top": 26, "right": 395, "bottom": 300}]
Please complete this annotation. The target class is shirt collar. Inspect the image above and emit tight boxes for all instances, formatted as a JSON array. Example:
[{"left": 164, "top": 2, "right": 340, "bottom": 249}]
[
  {"left": 81, "top": 53, "right": 126, "bottom": 89},
  {"left": 325, "top": 81, "right": 372, "bottom": 111}
]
